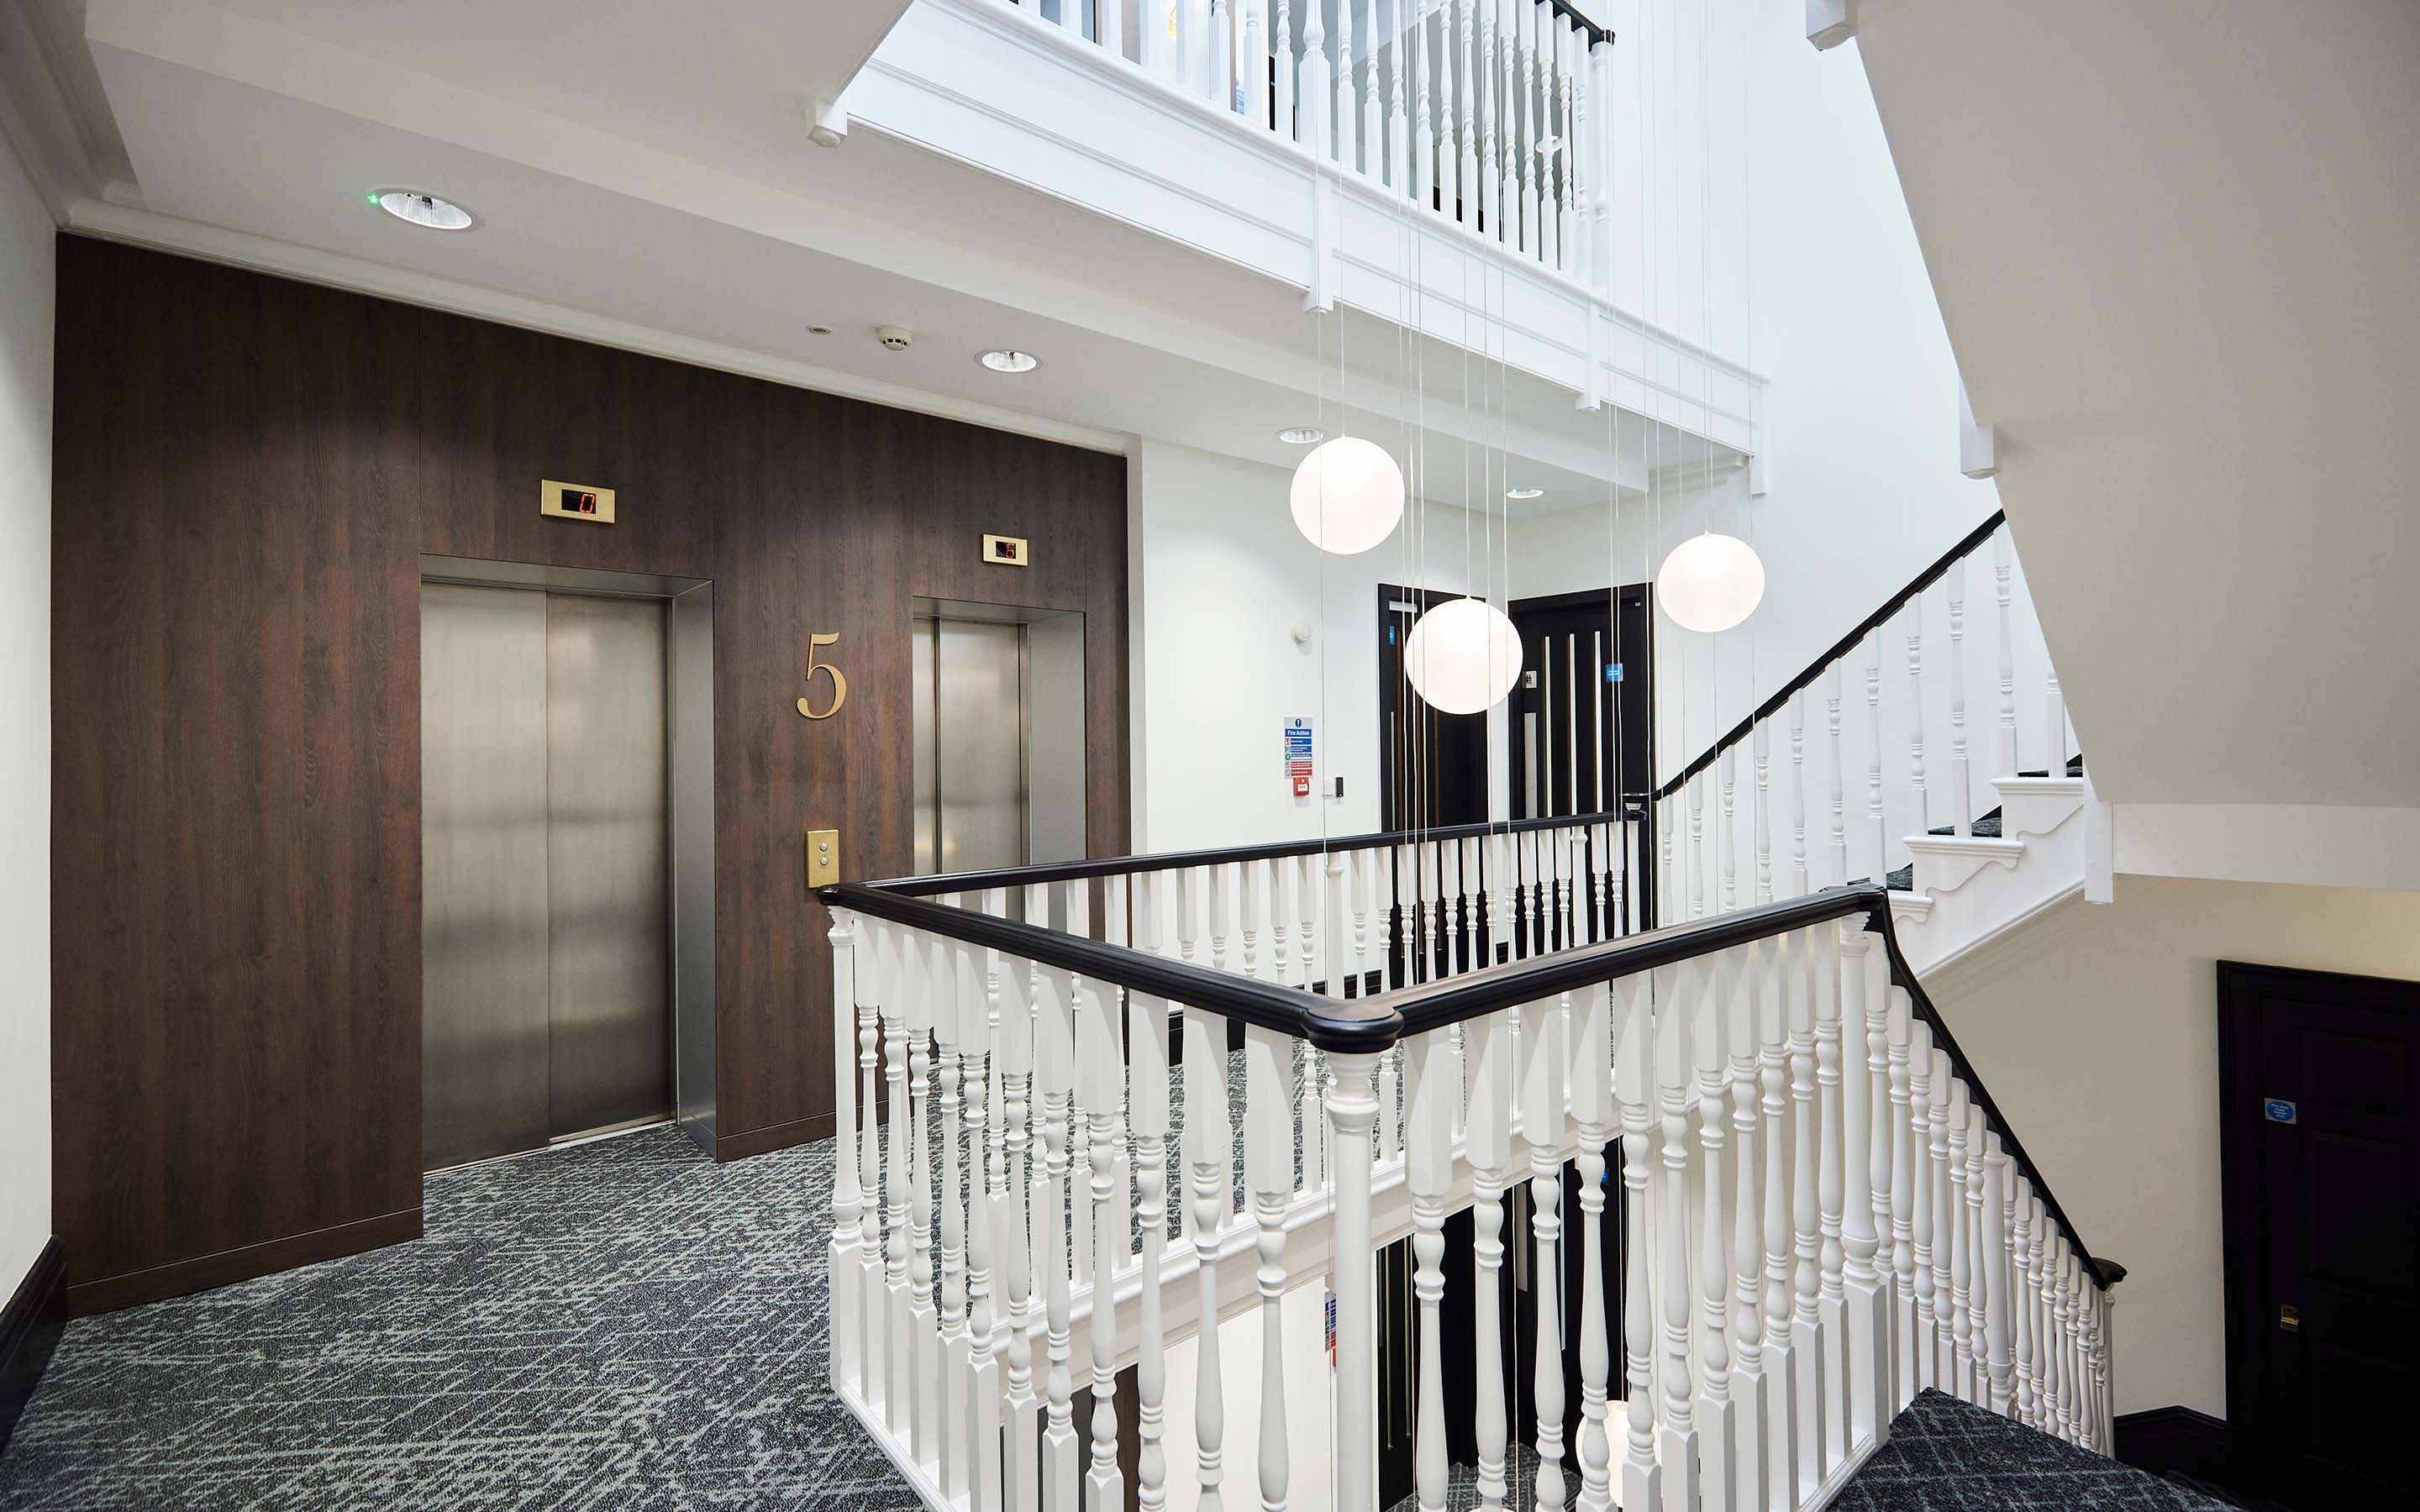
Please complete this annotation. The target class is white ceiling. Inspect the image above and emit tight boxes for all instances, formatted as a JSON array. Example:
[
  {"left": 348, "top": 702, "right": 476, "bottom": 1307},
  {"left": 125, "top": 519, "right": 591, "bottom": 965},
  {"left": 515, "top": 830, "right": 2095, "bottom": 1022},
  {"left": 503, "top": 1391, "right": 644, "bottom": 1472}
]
[
  {"left": 14, "top": 0, "right": 1676, "bottom": 519},
  {"left": 1852, "top": 0, "right": 2420, "bottom": 807}
]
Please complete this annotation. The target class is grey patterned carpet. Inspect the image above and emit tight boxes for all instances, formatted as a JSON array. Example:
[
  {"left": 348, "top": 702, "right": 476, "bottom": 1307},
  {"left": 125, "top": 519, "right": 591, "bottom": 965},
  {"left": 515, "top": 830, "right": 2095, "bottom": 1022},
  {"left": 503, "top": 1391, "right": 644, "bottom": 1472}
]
[
  {"left": 1834, "top": 1389, "right": 2228, "bottom": 1510},
  {"left": 0, "top": 1127, "right": 920, "bottom": 1512}
]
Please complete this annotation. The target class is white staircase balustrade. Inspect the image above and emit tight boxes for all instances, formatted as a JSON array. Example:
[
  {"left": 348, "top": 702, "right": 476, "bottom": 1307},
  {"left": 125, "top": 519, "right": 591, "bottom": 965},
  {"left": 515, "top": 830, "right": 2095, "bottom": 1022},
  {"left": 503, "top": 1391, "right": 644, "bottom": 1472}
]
[
  {"left": 823, "top": 862, "right": 2123, "bottom": 1512},
  {"left": 1649, "top": 515, "right": 2082, "bottom": 976}
]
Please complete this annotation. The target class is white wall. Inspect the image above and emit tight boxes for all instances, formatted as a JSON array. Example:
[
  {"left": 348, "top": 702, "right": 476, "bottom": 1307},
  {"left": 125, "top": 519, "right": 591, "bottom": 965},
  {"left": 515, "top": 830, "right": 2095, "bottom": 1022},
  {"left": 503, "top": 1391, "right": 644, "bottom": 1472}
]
[
  {"left": 1925, "top": 878, "right": 2420, "bottom": 1418},
  {"left": 0, "top": 133, "right": 54, "bottom": 1293},
  {"left": 1131, "top": 438, "right": 1491, "bottom": 853}
]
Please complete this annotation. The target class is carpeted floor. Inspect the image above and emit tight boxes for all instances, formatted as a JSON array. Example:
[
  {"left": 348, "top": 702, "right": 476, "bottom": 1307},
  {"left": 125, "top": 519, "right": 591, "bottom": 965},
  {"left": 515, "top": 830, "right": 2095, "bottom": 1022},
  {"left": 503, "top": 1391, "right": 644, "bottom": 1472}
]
[
  {"left": 0, "top": 1127, "right": 922, "bottom": 1512},
  {"left": 1834, "top": 1389, "right": 2230, "bottom": 1510}
]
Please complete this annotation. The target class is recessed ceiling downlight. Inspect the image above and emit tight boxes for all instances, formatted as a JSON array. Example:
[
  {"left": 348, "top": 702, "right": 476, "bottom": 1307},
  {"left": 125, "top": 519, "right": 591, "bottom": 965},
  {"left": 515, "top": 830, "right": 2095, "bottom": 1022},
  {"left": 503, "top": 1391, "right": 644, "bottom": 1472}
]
[
  {"left": 369, "top": 188, "right": 476, "bottom": 231},
  {"left": 1506, "top": 486, "right": 1545, "bottom": 500},
  {"left": 1277, "top": 426, "right": 1326, "bottom": 445},
  {"left": 978, "top": 349, "right": 1040, "bottom": 374}
]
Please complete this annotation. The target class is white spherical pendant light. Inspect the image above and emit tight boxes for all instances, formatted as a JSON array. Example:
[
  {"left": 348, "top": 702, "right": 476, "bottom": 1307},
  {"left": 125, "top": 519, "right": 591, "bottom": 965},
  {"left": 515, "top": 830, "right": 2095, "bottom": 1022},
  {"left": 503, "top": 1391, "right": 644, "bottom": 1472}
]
[
  {"left": 1656, "top": 532, "right": 1766, "bottom": 633},
  {"left": 1289, "top": 436, "right": 1405, "bottom": 555},
  {"left": 1404, "top": 597, "right": 1525, "bottom": 715}
]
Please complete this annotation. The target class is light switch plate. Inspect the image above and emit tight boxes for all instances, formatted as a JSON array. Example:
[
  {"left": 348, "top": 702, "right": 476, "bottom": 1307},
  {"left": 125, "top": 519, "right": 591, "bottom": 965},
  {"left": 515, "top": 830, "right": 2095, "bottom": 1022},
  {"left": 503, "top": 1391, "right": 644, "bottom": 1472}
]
[{"left": 807, "top": 827, "right": 840, "bottom": 887}]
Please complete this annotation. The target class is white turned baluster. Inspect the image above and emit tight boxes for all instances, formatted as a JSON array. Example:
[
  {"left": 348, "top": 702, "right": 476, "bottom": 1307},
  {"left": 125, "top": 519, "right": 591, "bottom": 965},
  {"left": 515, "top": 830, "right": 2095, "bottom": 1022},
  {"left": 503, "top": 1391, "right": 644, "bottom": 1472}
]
[
  {"left": 1906, "top": 1012, "right": 1938, "bottom": 1390},
  {"left": 1331, "top": 1048, "right": 1381, "bottom": 1512},
  {"left": 1919, "top": 1032, "right": 1951, "bottom": 1389},
  {"left": 1376, "top": 1038, "right": 1401, "bottom": 1166},
  {"left": 1886, "top": 985, "right": 1919, "bottom": 1400},
  {"left": 1350, "top": 848, "right": 1374, "bottom": 993},
  {"left": 1721, "top": 746, "right": 1739, "bottom": 913},
  {"left": 1184, "top": 1004, "right": 1230, "bottom": 1511},
  {"left": 1554, "top": 828, "right": 1575, "bottom": 951},
  {"left": 1211, "top": 862, "right": 1234, "bottom": 976},
  {"left": 1522, "top": 990, "right": 1570, "bottom": 1512},
  {"left": 1730, "top": 942, "right": 1772, "bottom": 1512},
  {"left": 1689, "top": 774, "right": 1707, "bottom": 919},
  {"left": 2010, "top": 1180, "right": 2038, "bottom": 1427},
  {"left": 1275, "top": 0, "right": 1294, "bottom": 141},
  {"left": 1947, "top": 561, "right": 1971, "bottom": 836},
  {"left": 1562, "top": 20, "right": 1583, "bottom": 283},
  {"left": 1479, "top": 0, "right": 1500, "bottom": 240},
  {"left": 1038, "top": 966, "right": 1079, "bottom": 1512},
  {"left": 1240, "top": 860, "right": 1265, "bottom": 981},
  {"left": 830, "top": 914, "right": 865, "bottom": 1394},
  {"left": 1930, "top": 1047, "right": 1959, "bottom": 1394},
  {"left": 1659, "top": 791, "right": 1675, "bottom": 929},
  {"left": 1244, "top": 1025, "right": 1294, "bottom": 1512},
  {"left": 1865, "top": 633, "right": 1886, "bottom": 881},
  {"left": 1992, "top": 530, "right": 2018, "bottom": 782},
  {"left": 1455, "top": 840, "right": 1476, "bottom": 976},
  {"left": 1904, "top": 596, "right": 1930, "bottom": 840},
  {"left": 1965, "top": 1102, "right": 1992, "bottom": 1407},
  {"left": 1297, "top": 853, "right": 1320, "bottom": 994},
  {"left": 1982, "top": 1133, "right": 2014, "bottom": 1415},
  {"left": 1839, "top": 929, "right": 1892, "bottom": 1445},
  {"left": 858, "top": 922, "right": 889, "bottom": 1415},
  {"left": 1060, "top": 0, "right": 1084, "bottom": 42},
  {"left": 1591, "top": 824, "right": 1611, "bottom": 942},
  {"left": 1243, "top": 3, "right": 1264, "bottom": 123},
  {"left": 1946, "top": 1079, "right": 1975, "bottom": 1399},
  {"left": 1571, "top": 980, "right": 1614, "bottom": 1512},
  {"left": 1614, "top": 976, "right": 1662, "bottom": 1512},
  {"left": 1825, "top": 667, "right": 1847, "bottom": 889},
  {"left": 1469, "top": 1007, "right": 1514, "bottom": 1512},
  {"left": 1360, "top": 0, "right": 1381, "bottom": 181},
  {"left": 1405, "top": 0, "right": 1425, "bottom": 202},
  {"left": 1696, "top": 952, "right": 1739, "bottom": 1512},
  {"left": 1516, "top": 0, "right": 1538, "bottom": 257},
  {"left": 1407, "top": 1026, "right": 1454, "bottom": 1512},
  {"left": 1498, "top": 0, "right": 1519, "bottom": 247},
  {"left": 1423, "top": 841, "right": 1444, "bottom": 982},
  {"left": 1080, "top": 971, "right": 1123, "bottom": 1512},
  {"left": 1654, "top": 962, "right": 1702, "bottom": 1511},
  {"left": 1024, "top": 885, "right": 1051, "bottom": 1307},
  {"left": 1787, "top": 931, "right": 1827, "bottom": 1488},
  {"left": 1754, "top": 723, "right": 1774, "bottom": 905},
  {"left": 1788, "top": 696, "right": 1809, "bottom": 898},
  {"left": 1555, "top": 19, "right": 1576, "bottom": 272},
  {"left": 881, "top": 926, "right": 914, "bottom": 1436},
  {"left": 1334, "top": 0, "right": 1356, "bottom": 170},
  {"left": 1758, "top": 937, "right": 1798, "bottom": 1509},
  {"left": 1130, "top": 979, "right": 1171, "bottom": 1512},
  {"left": 1813, "top": 928, "right": 1849, "bottom": 1465},
  {"left": 1065, "top": 891, "right": 1093, "bottom": 1292},
  {"left": 1455, "top": 0, "right": 1477, "bottom": 226},
  {"left": 2049, "top": 1236, "right": 2075, "bottom": 1443},
  {"left": 961, "top": 932, "right": 1003, "bottom": 1510},
  {"left": 1213, "top": 0, "right": 1234, "bottom": 113},
  {"left": 1098, "top": 0, "right": 1121, "bottom": 58},
  {"left": 909, "top": 933, "right": 942, "bottom": 1464},
  {"left": 998, "top": 949, "right": 1039, "bottom": 1512},
  {"left": 1271, "top": 853, "right": 1294, "bottom": 987}
]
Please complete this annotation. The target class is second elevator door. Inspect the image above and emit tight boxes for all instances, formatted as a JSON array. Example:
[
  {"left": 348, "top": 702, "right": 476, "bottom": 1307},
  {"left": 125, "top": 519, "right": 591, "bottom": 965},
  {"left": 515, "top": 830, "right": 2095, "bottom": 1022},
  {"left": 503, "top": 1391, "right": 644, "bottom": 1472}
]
[
  {"left": 913, "top": 617, "right": 1028, "bottom": 875},
  {"left": 422, "top": 582, "right": 671, "bottom": 1172}
]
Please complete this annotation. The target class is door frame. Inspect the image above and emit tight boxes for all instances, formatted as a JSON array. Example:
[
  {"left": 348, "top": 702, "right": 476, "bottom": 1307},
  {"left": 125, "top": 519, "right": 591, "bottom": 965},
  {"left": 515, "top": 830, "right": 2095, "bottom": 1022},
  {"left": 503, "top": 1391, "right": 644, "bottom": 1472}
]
[
  {"left": 1375, "top": 583, "right": 1492, "bottom": 831},
  {"left": 2216, "top": 958, "right": 2420, "bottom": 1498}
]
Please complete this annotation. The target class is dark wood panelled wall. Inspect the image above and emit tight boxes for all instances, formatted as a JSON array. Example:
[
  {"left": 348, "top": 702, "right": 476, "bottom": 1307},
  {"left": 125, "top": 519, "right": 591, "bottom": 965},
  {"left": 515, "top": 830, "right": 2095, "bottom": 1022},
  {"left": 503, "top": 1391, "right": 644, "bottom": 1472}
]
[{"left": 50, "top": 236, "right": 1130, "bottom": 1313}]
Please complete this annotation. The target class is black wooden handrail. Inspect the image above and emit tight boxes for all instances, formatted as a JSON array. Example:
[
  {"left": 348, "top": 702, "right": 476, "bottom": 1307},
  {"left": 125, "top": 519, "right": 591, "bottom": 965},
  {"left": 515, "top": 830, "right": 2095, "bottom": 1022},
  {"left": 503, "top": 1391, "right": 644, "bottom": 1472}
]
[
  {"left": 1652, "top": 511, "right": 2007, "bottom": 801},
  {"left": 872, "top": 805, "right": 1642, "bottom": 899},
  {"left": 820, "top": 870, "right": 2117, "bottom": 1289}
]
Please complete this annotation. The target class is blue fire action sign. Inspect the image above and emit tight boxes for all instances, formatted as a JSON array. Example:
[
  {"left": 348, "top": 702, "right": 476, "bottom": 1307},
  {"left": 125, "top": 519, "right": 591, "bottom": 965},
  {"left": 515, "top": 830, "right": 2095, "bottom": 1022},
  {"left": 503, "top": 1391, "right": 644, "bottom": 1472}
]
[{"left": 1285, "top": 718, "right": 1314, "bottom": 796}]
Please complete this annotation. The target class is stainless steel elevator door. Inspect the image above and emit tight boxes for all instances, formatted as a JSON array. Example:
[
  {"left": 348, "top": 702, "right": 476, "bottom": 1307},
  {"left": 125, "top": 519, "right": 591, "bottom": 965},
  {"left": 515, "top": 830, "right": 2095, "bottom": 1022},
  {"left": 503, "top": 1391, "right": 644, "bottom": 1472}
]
[
  {"left": 913, "top": 617, "right": 1030, "bottom": 874},
  {"left": 421, "top": 583, "right": 671, "bottom": 1172}
]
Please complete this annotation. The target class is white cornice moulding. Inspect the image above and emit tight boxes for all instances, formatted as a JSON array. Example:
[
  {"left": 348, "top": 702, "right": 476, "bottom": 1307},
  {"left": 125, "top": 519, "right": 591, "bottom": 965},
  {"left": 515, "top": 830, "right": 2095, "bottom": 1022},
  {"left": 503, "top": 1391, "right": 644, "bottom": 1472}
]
[{"left": 65, "top": 200, "right": 1133, "bottom": 457}]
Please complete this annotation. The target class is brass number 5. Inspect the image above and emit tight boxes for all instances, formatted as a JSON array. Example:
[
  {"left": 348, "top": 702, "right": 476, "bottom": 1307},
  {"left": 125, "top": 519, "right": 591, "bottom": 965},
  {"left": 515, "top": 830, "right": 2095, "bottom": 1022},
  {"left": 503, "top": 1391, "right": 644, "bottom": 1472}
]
[{"left": 796, "top": 631, "right": 848, "bottom": 720}]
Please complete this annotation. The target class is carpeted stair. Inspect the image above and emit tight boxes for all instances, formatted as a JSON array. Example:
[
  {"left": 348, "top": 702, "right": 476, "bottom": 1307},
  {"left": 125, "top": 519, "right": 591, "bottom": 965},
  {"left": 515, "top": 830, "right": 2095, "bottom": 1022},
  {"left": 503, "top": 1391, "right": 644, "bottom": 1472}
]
[
  {"left": 1833, "top": 1389, "right": 2231, "bottom": 1510},
  {"left": 1883, "top": 753, "right": 2081, "bottom": 891}
]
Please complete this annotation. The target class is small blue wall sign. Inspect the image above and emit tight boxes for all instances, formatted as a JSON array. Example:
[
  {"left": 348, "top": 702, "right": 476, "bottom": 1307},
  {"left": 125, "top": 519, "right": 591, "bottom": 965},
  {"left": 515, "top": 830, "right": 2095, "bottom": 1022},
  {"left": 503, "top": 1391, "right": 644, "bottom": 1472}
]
[
  {"left": 1605, "top": 663, "right": 1623, "bottom": 683},
  {"left": 2265, "top": 1098, "right": 2296, "bottom": 1125}
]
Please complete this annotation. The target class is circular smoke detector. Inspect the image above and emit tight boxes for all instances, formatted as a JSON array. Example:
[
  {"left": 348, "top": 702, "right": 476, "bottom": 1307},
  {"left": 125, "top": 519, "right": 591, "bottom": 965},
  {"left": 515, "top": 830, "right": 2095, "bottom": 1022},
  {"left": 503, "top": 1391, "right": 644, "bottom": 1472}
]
[{"left": 369, "top": 188, "right": 477, "bottom": 231}]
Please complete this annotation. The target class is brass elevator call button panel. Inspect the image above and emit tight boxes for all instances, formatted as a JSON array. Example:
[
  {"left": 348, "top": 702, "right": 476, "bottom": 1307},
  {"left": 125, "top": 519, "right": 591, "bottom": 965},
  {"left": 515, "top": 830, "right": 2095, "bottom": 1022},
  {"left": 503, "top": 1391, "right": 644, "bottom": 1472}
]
[{"left": 807, "top": 828, "right": 840, "bottom": 887}]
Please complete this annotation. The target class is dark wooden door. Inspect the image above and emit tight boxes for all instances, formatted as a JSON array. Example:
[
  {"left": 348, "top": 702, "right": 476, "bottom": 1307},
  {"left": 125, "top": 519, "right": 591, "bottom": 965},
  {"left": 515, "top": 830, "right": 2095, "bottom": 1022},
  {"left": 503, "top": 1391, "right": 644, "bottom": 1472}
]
[
  {"left": 1507, "top": 588, "right": 1653, "bottom": 823},
  {"left": 1377, "top": 585, "right": 1491, "bottom": 832},
  {"left": 2219, "top": 961, "right": 2420, "bottom": 1507}
]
